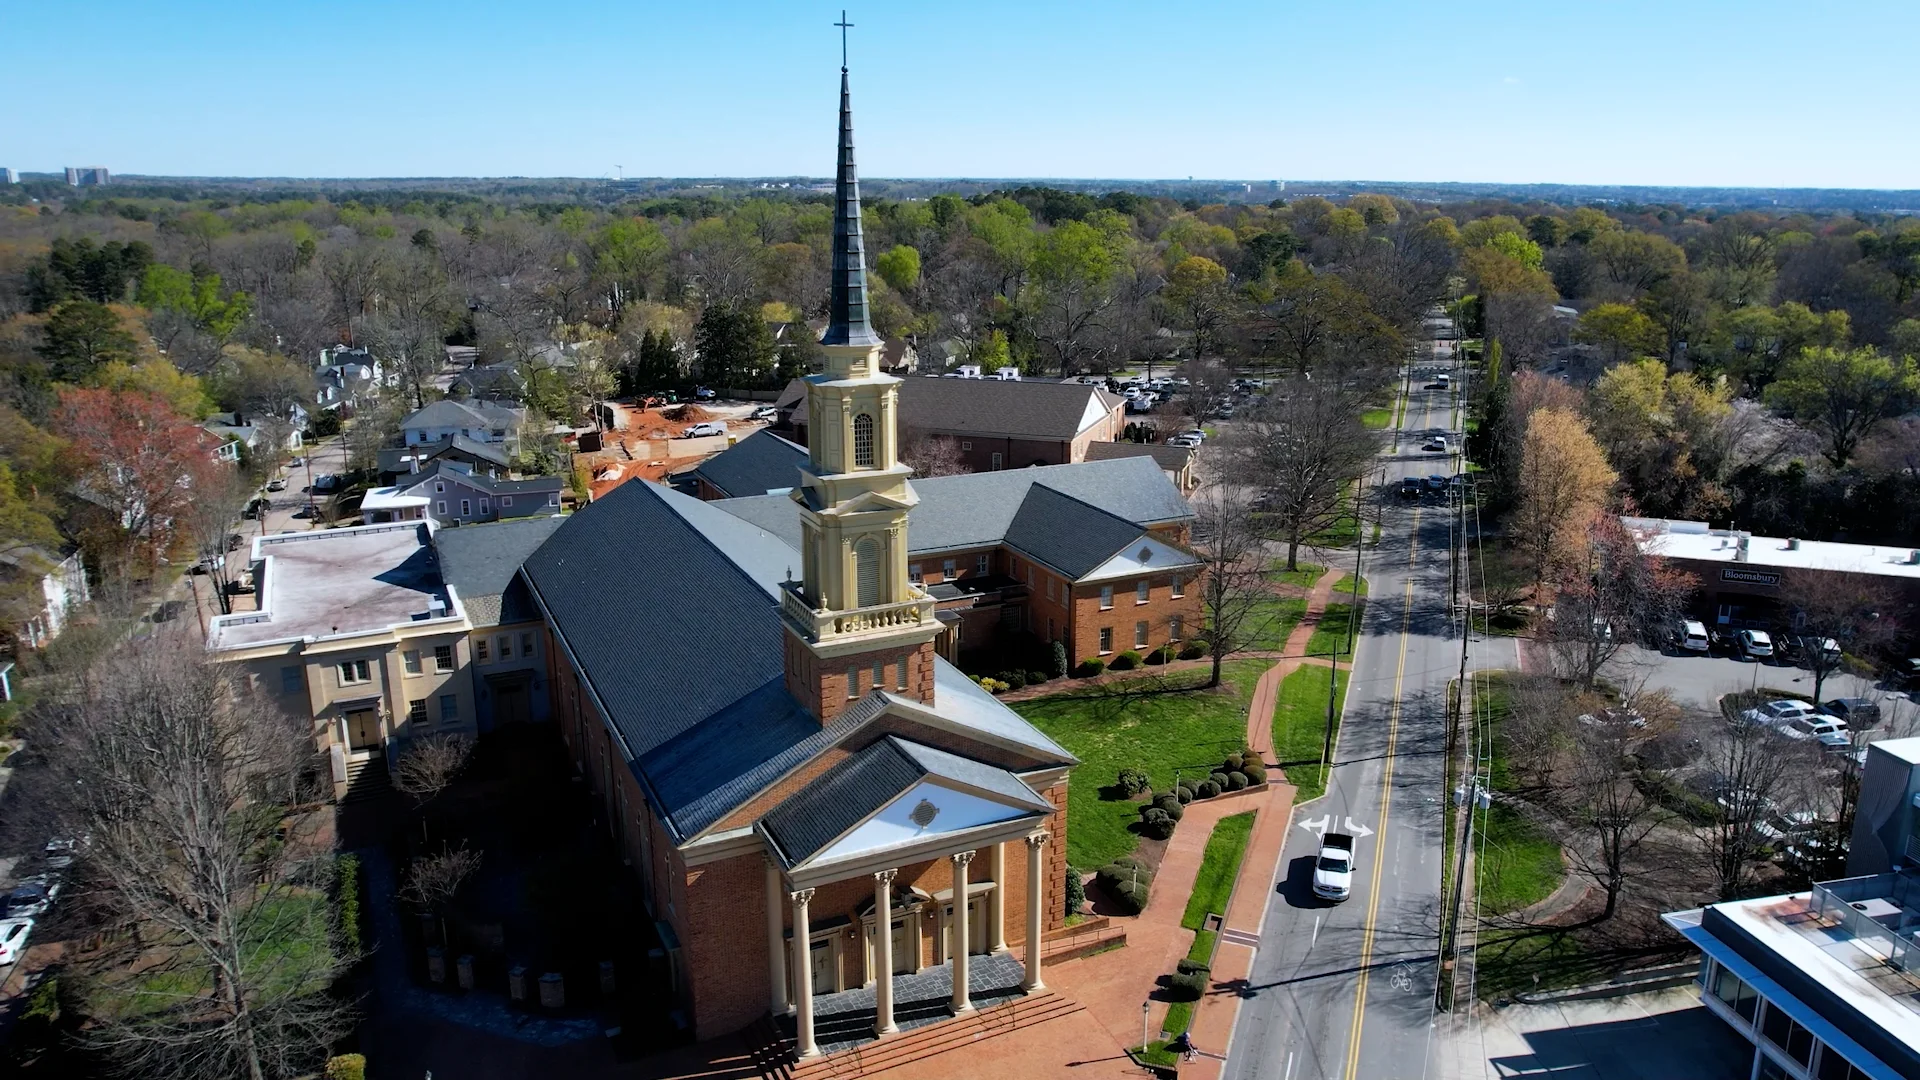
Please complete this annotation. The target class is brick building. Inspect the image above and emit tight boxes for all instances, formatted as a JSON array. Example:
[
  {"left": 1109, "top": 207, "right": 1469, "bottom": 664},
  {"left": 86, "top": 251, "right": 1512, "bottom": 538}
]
[
  {"left": 783, "top": 376, "right": 1127, "bottom": 473},
  {"left": 517, "top": 70, "right": 1077, "bottom": 1056}
]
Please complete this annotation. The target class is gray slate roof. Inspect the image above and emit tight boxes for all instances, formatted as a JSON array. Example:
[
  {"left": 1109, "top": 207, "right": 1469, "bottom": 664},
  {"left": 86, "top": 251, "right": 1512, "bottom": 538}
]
[
  {"left": 760, "top": 736, "right": 1052, "bottom": 869},
  {"left": 1003, "top": 485, "right": 1151, "bottom": 579},
  {"left": 379, "top": 435, "right": 512, "bottom": 475},
  {"left": 399, "top": 462, "right": 562, "bottom": 498},
  {"left": 690, "top": 429, "right": 808, "bottom": 498},
  {"left": 1082, "top": 440, "right": 1194, "bottom": 471},
  {"left": 402, "top": 399, "right": 521, "bottom": 431},
  {"left": 433, "top": 516, "right": 566, "bottom": 627},
  {"left": 717, "top": 455, "right": 1190, "bottom": 562},
  {"left": 784, "top": 378, "right": 1124, "bottom": 441},
  {"left": 519, "top": 479, "right": 1073, "bottom": 843}
]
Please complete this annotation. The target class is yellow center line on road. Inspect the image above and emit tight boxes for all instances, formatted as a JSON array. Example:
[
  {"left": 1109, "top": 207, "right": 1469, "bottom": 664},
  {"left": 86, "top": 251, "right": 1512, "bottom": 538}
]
[{"left": 1341, "top": 507, "right": 1422, "bottom": 1080}]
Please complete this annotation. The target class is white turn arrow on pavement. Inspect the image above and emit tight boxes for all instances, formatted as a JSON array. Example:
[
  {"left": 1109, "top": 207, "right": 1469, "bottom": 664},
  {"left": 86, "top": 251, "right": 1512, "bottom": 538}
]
[
  {"left": 1343, "top": 817, "right": 1374, "bottom": 838},
  {"left": 1296, "top": 814, "right": 1330, "bottom": 837}
]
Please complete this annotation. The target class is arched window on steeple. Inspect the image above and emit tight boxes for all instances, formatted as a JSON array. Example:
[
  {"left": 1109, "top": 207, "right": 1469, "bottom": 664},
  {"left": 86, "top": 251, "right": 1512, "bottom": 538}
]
[
  {"left": 853, "top": 412, "right": 876, "bottom": 468},
  {"left": 854, "top": 537, "right": 882, "bottom": 607}
]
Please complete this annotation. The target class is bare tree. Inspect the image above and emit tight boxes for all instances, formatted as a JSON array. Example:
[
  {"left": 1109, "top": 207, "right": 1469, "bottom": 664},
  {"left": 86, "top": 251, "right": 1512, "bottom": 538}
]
[
  {"left": 1238, "top": 376, "right": 1379, "bottom": 571},
  {"left": 1190, "top": 484, "right": 1269, "bottom": 687},
  {"left": 393, "top": 734, "right": 474, "bottom": 841},
  {"left": 899, "top": 428, "right": 970, "bottom": 478},
  {"left": 1567, "top": 723, "right": 1666, "bottom": 922},
  {"left": 184, "top": 466, "right": 253, "bottom": 615},
  {"left": 1542, "top": 515, "right": 1695, "bottom": 690},
  {"left": 1695, "top": 715, "right": 1802, "bottom": 902},
  {"left": 46, "top": 640, "right": 353, "bottom": 1080},
  {"left": 1778, "top": 569, "right": 1902, "bottom": 704},
  {"left": 400, "top": 845, "right": 484, "bottom": 946}
]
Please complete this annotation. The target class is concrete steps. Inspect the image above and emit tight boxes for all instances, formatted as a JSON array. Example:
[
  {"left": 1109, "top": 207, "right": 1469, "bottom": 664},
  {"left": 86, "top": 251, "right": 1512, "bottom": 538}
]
[
  {"left": 342, "top": 756, "right": 391, "bottom": 804},
  {"left": 772, "top": 990, "right": 1085, "bottom": 1080}
]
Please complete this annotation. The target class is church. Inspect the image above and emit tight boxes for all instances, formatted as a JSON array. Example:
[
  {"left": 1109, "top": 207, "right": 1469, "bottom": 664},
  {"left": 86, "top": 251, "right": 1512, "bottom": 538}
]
[{"left": 517, "top": 63, "right": 1082, "bottom": 1053}]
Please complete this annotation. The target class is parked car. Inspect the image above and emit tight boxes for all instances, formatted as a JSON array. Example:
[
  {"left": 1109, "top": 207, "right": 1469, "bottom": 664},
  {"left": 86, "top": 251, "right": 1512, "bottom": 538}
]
[
  {"left": 693, "top": 386, "right": 716, "bottom": 402},
  {"left": 1165, "top": 435, "right": 1200, "bottom": 448},
  {"left": 749, "top": 405, "right": 777, "bottom": 421},
  {"left": 0, "top": 918, "right": 31, "bottom": 965},
  {"left": 287, "top": 456, "right": 305, "bottom": 468},
  {"left": 1777, "top": 715, "right": 1847, "bottom": 743},
  {"left": 1426, "top": 474, "right": 1447, "bottom": 491},
  {"left": 1898, "top": 658, "right": 1920, "bottom": 687},
  {"left": 265, "top": 478, "right": 287, "bottom": 492},
  {"left": 43, "top": 838, "right": 76, "bottom": 872},
  {"left": 1178, "top": 429, "right": 1206, "bottom": 444},
  {"left": 1670, "top": 619, "right": 1710, "bottom": 653},
  {"left": 681, "top": 421, "right": 728, "bottom": 439},
  {"left": 1707, "top": 628, "right": 1741, "bottom": 657},
  {"left": 1737, "top": 629, "right": 1775, "bottom": 660},
  {"left": 1739, "top": 699, "right": 1819, "bottom": 727},
  {"left": 1, "top": 875, "right": 59, "bottom": 918},
  {"left": 1822, "top": 698, "right": 1882, "bottom": 730}
]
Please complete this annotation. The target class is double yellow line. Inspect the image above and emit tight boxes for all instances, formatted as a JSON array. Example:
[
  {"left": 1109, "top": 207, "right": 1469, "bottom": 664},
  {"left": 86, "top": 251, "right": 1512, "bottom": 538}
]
[{"left": 1341, "top": 508, "right": 1422, "bottom": 1080}]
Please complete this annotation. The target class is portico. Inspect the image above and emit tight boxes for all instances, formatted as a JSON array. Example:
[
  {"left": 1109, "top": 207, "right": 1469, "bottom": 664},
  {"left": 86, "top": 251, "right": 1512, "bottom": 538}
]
[{"left": 757, "top": 737, "right": 1055, "bottom": 1056}]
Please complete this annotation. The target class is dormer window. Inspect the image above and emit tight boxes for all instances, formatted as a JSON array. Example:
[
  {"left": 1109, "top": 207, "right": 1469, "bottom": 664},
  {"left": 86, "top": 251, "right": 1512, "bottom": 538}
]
[{"left": 853, "top": 412, "right": 876, "bottom": 468}]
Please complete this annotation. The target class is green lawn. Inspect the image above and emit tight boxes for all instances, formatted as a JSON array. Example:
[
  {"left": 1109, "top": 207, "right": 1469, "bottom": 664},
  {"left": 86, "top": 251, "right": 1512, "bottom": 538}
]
[
  {"left": 1303, "top": 574, "right": 1367, "bottom": 660},
  {"left": 1301, "top": 501, "right": 1362, "bottom": 547},
  {"left": 1361, "top": 406, "right": 1392, "bottom": 430},
  {"left": 1182, "top": 812, "right": 1256, "bottom": 930},
  {"left": 1016, "top": 661, "right": 1265, "bottom": 869},
  {"left": 1468, "top": 672, "right": 1564, "bottom": 916},
  {"left": 1242, "top": 594, "right": 1307, "bottom": 651},
  {"left": 1270, "top": 664, "right": 1349, "bottom": 803},
  {"left": 1267, "top": 560, "right": 1326, "bottom": 591}
]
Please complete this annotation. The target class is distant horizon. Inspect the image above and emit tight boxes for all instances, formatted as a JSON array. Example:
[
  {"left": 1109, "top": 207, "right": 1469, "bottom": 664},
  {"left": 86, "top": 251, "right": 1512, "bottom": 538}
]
[{"left": 6, "top": 0, "right": 1917, "bottom": 188}]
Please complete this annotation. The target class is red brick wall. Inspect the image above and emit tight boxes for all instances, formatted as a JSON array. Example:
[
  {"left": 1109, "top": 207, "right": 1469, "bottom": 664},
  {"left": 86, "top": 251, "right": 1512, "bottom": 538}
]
[
  {"left": 785, "top": 633, "right": 935, "bottom": 724},
  {"left": 1066, "top": 572, "right": 1203, "bottom": 665},
  {"left": 909, "top": 546, "right": 1000, "bottom": 587}
]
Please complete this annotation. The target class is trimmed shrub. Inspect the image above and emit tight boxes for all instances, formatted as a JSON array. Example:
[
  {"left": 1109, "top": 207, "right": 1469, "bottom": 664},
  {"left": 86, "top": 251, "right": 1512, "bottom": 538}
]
[
  {"left": 1052, "top": 640, "right": 1070, "bottom": 680},
  {"left": 1112, "top": 853, "right": 1152, "bottom": 874},
  {"left": 1227, "top": 771, "right": 1249, "bottom": 791},
  {"left": 1196, "top": 779, "right": 1222, "bottom": 799},
  {"left": 1209, "top": 771, "right": 1230, "bottom": 789},
  {"left": 1179, "top": 640, "right": 1207, "bottom": 660},
  {"left": 1064, "top": 864, "right": 1086, "bottom": 917},
  {"left": 1223, "top": 751, "right": 1244, "bottom": 772},
  {"left": 1167, "top": 970, "right": 1207, "bottom": 1001},
  {"left": 1176, "top": 957, "right": 1212, "bottom": 977},
  {"left": 1155, "top": 795, "right": 1184, "bottom": 822},
  {"left": 1076, "top": 658, "right": 1106, "bottom": 678},
  {"left": 1140, "top": 809, "right": 1176, "bottom": 841},
  {"left": 980, "top": 677, "right": 1006, "bottom": 693},
  {"left": 1146, "top": 645, "right": 1174, "bottom": 665},
  {"left": 1175, "top": 784, "right": 1194, "bottom": 804},
  {"left": 326, "top": 1056, "right": 368, "bottom": 1080},
  {"left": 1242, "top": 762, "right": 1268, "bottom": 785},
  {"left": 1111, "top": 878, "right": 1149, "bottom": 915},
  {"left": 998, "top": 671, "right": 1026, "bottom": 691},
  {"left": 1098, "top": 859, "right": 1154, "bottom": 893},
  {"left": 1026, "top": 669, "right": 1050, "bottom": 686},
  {"left": 1110, "top": 650, "right": 1142, "bottom": 671},
  {"left": 334, "top": 854, "right": 363, "bottom": 955},
  {"left": 1115, "top": 767, "right": 1152, "bottom": 797}
]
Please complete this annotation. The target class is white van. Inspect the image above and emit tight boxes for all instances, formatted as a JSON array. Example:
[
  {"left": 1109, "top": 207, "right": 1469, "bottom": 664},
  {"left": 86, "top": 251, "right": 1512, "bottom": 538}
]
[
  {"left": 1672, "top": 619, "right": 1710, "bottom": 653},
  {"left": 682, "top": 421, "right": 728, "bottom": 439}
]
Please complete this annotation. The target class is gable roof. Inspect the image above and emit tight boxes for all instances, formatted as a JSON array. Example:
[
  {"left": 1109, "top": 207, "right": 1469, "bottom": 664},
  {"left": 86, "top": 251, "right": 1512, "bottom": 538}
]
[
  {"left": 716, "top": 455, "right": 1191, "bottom": 563},
  {"left": 786, "top": 378, "right": 1124, "bottom": 441},
  {"left": 402, "top": 399, "right": 521, "bottom": 431},
  {"left": 521, "top": 479, "right": 1072, "bottom": 843},
  {"left": 398, "top": 462, "right": 562, "bottom": 498},
  {"left": 689, "top": 429, "right": 808, "bottom": 498},
  {"left": 1083, "top": 440, "right": 1195, "bottom": 472},
  {"left": 379, "top": 435, "right": 513, "bottom": 475},
  {"left": 1003, "top": 484, "right": 1153, "bottom": 580},
  {"left": 759, "top": 736, "right": 1052, "bottom": 871},
  {"left": 432, "top": 516, "right": 566, "bottom": 627}
]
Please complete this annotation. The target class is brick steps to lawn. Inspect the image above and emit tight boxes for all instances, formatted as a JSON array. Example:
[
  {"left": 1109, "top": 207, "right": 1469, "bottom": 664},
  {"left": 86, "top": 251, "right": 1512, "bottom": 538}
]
[{"left": 748, "top": 990, "right": 1085, "bottom": 1080}]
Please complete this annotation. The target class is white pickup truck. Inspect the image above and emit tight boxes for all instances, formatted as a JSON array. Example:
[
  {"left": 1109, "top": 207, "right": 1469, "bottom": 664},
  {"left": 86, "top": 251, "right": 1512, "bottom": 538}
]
[{"left": 1312, "top": 832, "right": 1356, "bottom": 902}]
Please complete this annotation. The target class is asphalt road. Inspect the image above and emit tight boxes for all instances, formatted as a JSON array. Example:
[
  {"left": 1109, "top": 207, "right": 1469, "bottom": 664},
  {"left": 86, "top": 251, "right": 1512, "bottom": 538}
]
[{"left": 1225, "top": 335, "right": 1517, "bottom": 1080}]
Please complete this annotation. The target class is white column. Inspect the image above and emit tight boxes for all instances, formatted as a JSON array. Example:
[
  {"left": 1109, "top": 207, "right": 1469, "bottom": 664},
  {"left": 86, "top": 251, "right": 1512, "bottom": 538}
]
[
  {"left": 766, "top": 858, "right": 789, "bottom": 1015},
  {"left": 1022, "top": 831, "right": 1050, "bottom": 991},
  {"left": 874, "top": 869, "right": 898, "bottom": 1036},
  {"left": 987, "top": 841, "right": 1007, "bottom": 953},
  {"left": 790, "top": 888, "right": 819, "bottom": 1058},
  {"left": 950, "top": 850, "right": 975, "bottom": 1014}
]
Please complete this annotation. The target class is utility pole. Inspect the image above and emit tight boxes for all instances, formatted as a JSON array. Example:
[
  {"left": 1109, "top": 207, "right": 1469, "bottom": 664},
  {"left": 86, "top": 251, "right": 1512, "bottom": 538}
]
[{"left": 1438, "top": 463, "right": 1479, "bottom": 1011}]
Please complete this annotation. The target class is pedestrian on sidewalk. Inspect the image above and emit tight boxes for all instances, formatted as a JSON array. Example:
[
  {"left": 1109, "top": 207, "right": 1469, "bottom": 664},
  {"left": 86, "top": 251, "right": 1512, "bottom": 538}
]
[{"left": 1169, "top": 1030, "right": 1197, "bottom": 1062}]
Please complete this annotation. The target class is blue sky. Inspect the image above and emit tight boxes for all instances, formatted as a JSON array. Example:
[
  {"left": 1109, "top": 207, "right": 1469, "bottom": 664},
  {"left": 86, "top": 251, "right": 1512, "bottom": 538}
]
[{"left": 5, "top": 0, "right": 1916, "bottom": 187}]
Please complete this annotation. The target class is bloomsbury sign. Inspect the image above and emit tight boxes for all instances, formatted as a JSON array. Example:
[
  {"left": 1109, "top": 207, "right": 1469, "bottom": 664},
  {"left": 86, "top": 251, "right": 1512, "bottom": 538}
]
[{"left": 1720, "top": 568, "right": 1782, "bottom": 587}]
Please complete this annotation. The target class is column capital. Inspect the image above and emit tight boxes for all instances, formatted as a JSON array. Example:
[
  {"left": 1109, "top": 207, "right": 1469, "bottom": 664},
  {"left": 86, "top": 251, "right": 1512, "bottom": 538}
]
[
  {"left": 873, "top": 868, "right": 898, "bottom": 886},
  {"left": 1025, "top": 831, "right": 1051, "bottom": 848},
  {"left": 789, "top": 887, "right": 817, "bottom": 906},
  {"left": 951, "top": 849, "right": 976, "bottom": 867}
]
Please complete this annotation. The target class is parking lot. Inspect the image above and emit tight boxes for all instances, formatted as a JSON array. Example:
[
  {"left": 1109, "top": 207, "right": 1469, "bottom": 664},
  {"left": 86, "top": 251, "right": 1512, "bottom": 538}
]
[{"left": 1590, "top": 641, "right": 1919, "bottom": 738}]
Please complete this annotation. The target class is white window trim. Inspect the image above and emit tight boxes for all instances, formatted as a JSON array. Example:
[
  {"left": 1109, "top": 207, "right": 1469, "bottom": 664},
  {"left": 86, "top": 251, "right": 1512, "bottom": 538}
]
[
  {"left": 1136, "top": 580, "right": 1150, "bottom": 605},
  {"left": 502, "top": 495, "right": 513, "bottom": 507},
  {"left": 1098, "top": 628, "right": 1113, "bottom": 655},
  {"left": 1099, "top": 586, "right": 1113, "bottom": 611}
]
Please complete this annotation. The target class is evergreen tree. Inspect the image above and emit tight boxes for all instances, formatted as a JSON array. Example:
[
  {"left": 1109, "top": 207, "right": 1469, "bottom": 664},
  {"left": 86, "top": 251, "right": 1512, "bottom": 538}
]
[{"left": 694, "top": 302, "right": 774, "bottom": 390}]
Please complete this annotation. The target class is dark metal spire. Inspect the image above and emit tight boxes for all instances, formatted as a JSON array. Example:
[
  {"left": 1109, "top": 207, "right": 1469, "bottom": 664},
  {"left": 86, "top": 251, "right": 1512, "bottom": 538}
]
[{"left": 821, "top": 66, "right": 881, "bottom": 349}]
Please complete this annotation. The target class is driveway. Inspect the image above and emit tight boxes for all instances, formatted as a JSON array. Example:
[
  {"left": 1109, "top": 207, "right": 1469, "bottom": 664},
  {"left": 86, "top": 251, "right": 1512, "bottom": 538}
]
[{"left": 1599, "top": 644, "right": 1920, "bottom": 734}]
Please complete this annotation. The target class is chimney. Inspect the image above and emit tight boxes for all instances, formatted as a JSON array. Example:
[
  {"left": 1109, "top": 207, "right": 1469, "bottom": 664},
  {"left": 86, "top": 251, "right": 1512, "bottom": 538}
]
[
  {"left": 1735, "top": 535, "right": 1750, "bottom": 562},
  {"left": 1787, "top": 538, "right": 1801, "bottom": 551},
  {"left": 1908, "top": 549, "right": 1920, "bottom": 565}
]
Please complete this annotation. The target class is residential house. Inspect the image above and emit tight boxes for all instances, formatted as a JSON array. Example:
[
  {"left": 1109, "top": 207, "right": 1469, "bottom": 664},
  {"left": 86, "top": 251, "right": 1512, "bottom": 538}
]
[
  {"left": 206, "top": 524, "right": 476, "bottom": 799},
  {"left": 203, "top": 409, "right": 307, "bottom": 462},
  {"left": 717, "top": 455, "right": 1200, "bottom": 665},
  {"left": 377, "top": 436, "right": 513, "bottom": 485},
  {"left": 1082, "top": 440, "right": 1199, "bottom": 492},
  {"left": 1662, "top": 737, "right": 1920, "bottom": 1080},
  {"left": 432, "top": 517, "right": 563, "bottom": 730},
  {"left": 784, "top": 377, "right": 1127, "bottom": 472},
  {"left": 359, "top": 462, "right": 563, "bottom": 526},
  {"left": 400, "top": 399, "right": 525, "bottom": 455},
  {"left": 316, "top": 345, "right": 383, "bottom": 412},
  {"left": 0, "top": 548, "right": 90, "bottom": 649}
]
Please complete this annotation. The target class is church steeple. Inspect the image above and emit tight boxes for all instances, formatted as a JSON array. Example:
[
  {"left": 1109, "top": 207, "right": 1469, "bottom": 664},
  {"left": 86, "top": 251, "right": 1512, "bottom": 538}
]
[
  {"left": 822, "top": 69, "right": 881, "bottom": 350},
  {"left": 782, "top": 52, "right": 938, "bottom": 725}
]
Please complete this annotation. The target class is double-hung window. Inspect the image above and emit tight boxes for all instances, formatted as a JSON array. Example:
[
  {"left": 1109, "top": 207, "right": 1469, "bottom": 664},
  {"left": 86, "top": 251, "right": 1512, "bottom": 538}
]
[
  {"left": 434, "top": 645, "right": 454, "bottom": 672},
  {"left": 1099, "top": 586, "right": 1113, "bottom": 611},
  {"left": 1135, "top": 621, "right": 1149, "bottom": 648},
  {"left": 339, "top": 659, "right": 371, "bottom": 685},
  {"left": 1098, "top": 627, "right": 1113, "bottom": 654},
  {"left": 1136, "top": 580, "right": 1150, "bottom": 605}
]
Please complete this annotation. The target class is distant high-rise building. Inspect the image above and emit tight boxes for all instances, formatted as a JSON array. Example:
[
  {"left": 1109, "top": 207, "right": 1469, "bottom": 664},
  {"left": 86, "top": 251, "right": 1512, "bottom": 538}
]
[
  {"left": 63, "top": 167, "right": 109, "bottom": 187},
  {"left": 0, "top": 168, "right": 17, "bottom": 184}
]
